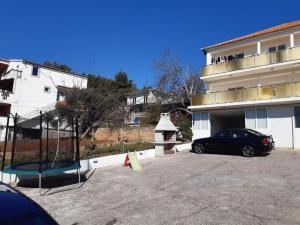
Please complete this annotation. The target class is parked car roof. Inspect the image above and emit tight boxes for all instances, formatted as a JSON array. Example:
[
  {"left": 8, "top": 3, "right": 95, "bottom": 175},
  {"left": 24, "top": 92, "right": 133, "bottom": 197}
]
[{"left": 0, "top": 182, "right": 58, "bottom": 225}]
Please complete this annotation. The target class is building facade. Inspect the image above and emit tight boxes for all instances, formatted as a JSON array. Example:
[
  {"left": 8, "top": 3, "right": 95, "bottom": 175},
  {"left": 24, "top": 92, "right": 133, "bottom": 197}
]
[
  {"left": 189, "top": 21, "right": 300, "bottom": 149},
  {"left": 126, "top": 89, "right": 161, "bottom": 125},
  {"left": 0, "top": 59, "right": 88, "bottom": 140}
]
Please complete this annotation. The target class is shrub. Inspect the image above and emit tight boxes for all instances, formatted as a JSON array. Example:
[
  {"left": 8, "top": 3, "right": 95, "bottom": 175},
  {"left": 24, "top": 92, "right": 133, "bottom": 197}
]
[{"left": 175, "top": 117, "right": 192, "bottom": 141}]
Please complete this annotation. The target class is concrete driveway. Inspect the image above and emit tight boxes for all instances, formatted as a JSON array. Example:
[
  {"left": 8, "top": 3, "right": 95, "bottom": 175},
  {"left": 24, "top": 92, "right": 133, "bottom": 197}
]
[{"left": 21, "top": 149, "right": 300, "bottom": 225}]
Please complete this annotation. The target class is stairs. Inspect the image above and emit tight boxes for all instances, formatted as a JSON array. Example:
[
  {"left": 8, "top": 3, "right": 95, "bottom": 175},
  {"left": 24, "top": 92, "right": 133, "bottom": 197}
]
[{"left": 18, "top": 103, "right": 56, "bottom": 123}]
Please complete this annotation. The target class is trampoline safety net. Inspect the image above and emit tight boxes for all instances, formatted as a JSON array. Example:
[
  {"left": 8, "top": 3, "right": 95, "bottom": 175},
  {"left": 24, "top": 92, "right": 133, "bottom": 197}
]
[{"left": 0, "top": 113, "right": 80, "bottom": 174}]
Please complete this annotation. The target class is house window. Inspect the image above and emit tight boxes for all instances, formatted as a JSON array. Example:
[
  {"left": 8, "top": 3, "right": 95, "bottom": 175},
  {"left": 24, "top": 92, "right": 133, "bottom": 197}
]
[
  {"left": 257, "top": 108, "right": 267, "bottom": 128},
  {"left": 44, "top": 86, "right": 51, "bottom": 93},
  {"left": 32, "top": 66, "right": 39, "bottom": 76},
  {"left": 278, "top": 44, "right": 286, "bottom": 51},
  {"left": 193, "top": 112, "right": 208, "bottom": 130},
  {"left": 57, "top": 91, "right": 65, "bottom": 101},
  {"left": 245, "top": 109, "right": 256, "bottom": 129},
  {"left": 236, "top": 53, "right": 244, "bottom": 59},
  {"left": 268, "top": 46, "right": 276, "bottom": 53},
  {"left": 295, "top": 106, "right": 300, "bottom": 128},
  {"left": 144, "top": 95, "right": 148, "bottom": 103},
  {"left": 245, "top": 108, "right": 268, "bottom": 129},
  {"left": 0, "top": 104, "right": 11, "bottom": 117},
  {"left": 133, "top": 97, "right": 137, "bottom": 104},
  {"left": 193, "top": 112, "right": 201, "bottom": 129},
  {"left": 200, "top": 112, "right": 209, "bottom": 129}
]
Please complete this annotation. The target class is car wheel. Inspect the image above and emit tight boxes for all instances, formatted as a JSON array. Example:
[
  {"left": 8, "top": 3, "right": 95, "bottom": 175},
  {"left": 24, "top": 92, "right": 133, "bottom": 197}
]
[
  {"left": 194, "top": 143, "right": 205, "bottom": 154},
  {"left": 242, "top": 145, "right": 255, "bottom": 157}
]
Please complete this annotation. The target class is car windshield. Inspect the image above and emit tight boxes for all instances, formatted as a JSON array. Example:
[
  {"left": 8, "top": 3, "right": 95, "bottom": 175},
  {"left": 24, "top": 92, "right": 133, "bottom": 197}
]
[{"left": 246, "top": 129, "right": 264, "bottom": 136}]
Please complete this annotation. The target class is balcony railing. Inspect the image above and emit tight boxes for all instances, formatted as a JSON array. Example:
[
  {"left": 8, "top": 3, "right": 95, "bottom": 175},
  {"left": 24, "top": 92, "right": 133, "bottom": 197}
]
[
  {"left": 191, "top": 82, "right": 300, "bottom": 106},
  {"left": 202, "top": 46, "right": 300, "bottom": 76}
]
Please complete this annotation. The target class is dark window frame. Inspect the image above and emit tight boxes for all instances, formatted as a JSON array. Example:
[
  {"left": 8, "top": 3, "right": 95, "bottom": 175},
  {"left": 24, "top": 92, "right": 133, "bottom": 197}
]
[
  {"left": 236, "top": 53, "right": 244, "bottom": 59},
  {"left": 278, "top": 44, "right": 286, "bottom": 51},
  {"left": 32, "top": 66, "right": 40, "bottom": 77},
  {"left": 295, "top": 106, "right": 300, "bottom": 128},
  {"left": 268, "top": 46, "right": 277, "bottom": 53},
  {"left": 43, "top": 86, "right": 51, "bottom": 93}
]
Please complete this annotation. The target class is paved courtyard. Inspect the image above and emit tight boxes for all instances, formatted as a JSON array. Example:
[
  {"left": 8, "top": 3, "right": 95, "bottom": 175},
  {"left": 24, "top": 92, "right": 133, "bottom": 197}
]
[{"left": 20, "top": 149, "right": 300, "bottom": 225}]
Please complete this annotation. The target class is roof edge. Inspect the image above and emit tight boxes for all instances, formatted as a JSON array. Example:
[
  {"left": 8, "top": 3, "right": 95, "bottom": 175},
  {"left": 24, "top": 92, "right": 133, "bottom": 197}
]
[
  {"left": 23, "top": 60, "right": 87, "bottom": 79},
  {"left": 202, "top": 20, "right": 300, "bottom": 52}
]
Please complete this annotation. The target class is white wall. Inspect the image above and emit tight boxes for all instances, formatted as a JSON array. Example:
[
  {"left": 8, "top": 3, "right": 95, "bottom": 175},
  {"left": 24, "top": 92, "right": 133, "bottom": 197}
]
[
  {"left": 295, "top": 33, "right": 300, "bottom": 47},
  {"left": 245, "top": 106, "right": 293, "bottom": 148},
  {"left": 0, "top": 60, "right": 87, "bottom": 122},
  {"left": 192, "top": 112, "right": 211, "bottom": 140},
  {"left": 265, "top": 106, "right": 293, "bottom": 148},
  {"left": 260, "top": 36, "right": 290, "bottom": 53},
  {"left": 127, "top": 90, "right": 158, "bottom": 106},
  {"left": 207, "top": 70, "right": 300, "bottom": 93},
  {"left": 205, "top": 26, "right": 300, "bottom": 58}
]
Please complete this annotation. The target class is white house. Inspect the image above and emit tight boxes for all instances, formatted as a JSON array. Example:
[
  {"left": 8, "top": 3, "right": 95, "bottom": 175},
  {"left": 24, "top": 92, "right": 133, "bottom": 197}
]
[
  {"left": 126, "top": 89, "right": 162, "bottom": 124},
  {"left": 0, "top": 59, "right": 88, "bottom": 140},
  {"left": 189, "top": 20, "right": 300, "bottom": 149}
]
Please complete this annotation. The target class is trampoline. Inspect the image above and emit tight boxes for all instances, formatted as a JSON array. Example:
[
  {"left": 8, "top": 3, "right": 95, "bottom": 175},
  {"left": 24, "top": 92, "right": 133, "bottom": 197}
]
[{"left": 0, "top": 112, "right": 81, "bottom": 195}]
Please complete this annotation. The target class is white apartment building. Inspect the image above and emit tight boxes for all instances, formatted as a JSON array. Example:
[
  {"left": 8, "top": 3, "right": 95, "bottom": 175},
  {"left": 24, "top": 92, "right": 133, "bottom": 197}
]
[
  {"left": 189, "top": 20, "right": 300, "bottom": 149},
  {"left": 0, "top": 59, "right": 88, "bottom": 140}
]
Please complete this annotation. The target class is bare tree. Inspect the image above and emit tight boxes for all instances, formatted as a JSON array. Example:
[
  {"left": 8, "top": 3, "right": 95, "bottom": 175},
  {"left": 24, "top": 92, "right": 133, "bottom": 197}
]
[
  {"left": 55, "top": 87, "right": 128, "bottom": 139},
  {"left": 154, "top": 49, "right": 205, "bottom": 108}
]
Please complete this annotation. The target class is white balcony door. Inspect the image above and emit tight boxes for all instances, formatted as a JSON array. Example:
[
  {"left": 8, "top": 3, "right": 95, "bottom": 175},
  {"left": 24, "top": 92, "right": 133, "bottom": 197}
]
[{"left": 293, "top": 106, "right": 300, "bottom": 149}]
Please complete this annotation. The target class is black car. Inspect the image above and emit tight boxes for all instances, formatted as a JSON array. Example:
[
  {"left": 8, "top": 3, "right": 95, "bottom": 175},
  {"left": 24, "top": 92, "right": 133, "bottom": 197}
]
[
  {"left": 192, "top": 128, "right": 274, "bottom": 157},
  {"left": 0, "top": 182, "right": 59, "bottom": 225}
]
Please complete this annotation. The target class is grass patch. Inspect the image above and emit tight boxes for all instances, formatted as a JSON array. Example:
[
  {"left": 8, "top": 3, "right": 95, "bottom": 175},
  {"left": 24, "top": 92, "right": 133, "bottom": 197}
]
[{"left": 80, "top": 142, "right": 154, "bottom": 159}]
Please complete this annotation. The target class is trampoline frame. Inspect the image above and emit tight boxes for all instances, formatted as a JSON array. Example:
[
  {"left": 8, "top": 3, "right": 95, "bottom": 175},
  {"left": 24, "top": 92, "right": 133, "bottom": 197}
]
[{"left": 0, "top": 112, "right": 81, "bottom": 195}]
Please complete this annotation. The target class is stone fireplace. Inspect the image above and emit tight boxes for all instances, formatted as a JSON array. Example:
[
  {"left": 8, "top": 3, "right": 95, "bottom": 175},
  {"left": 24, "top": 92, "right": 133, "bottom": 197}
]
[{"left": 154, "top": 113, "right": 180, "bottom": 156}]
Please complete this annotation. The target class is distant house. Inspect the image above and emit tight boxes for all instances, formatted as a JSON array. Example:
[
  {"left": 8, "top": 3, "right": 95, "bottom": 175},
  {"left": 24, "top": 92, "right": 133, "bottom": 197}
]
[
  {"left": 125, "top": 89, "right": 163, "bottom": 125},
  {"left": 0, "top": 59, "right": 88, "bottom": 141}
]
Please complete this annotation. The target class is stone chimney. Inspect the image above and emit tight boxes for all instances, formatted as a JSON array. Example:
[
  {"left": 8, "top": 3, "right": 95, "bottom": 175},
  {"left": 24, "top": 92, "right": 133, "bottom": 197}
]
[{"left": 154, "top": 113, "right": 179, "bottom": 156}]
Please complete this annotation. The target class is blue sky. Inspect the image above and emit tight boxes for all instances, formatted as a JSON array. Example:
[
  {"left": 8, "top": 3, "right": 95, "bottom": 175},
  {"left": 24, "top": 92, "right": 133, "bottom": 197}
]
[{"left": 1, "top": 0, "right": 299, "bottom": 88}]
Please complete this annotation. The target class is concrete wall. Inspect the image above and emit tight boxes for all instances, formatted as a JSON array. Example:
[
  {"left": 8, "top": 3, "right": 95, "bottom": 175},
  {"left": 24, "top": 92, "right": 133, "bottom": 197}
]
[{"left": 0, "top": 143, "right": 192, "bottom": 184}]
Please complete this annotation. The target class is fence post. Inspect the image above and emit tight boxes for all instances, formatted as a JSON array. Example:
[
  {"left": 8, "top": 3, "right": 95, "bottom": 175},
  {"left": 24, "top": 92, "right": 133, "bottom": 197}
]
[
  {"left": 75, "top": 116, "right": 80, "bottom": 163},
  {"left": 39, "top": 111, "right": 43, "bottom": 174},
  {"left": 46, "top": 116, "right": 49, "bottom": 163},
  {"left": 71, "top": 118, "right": 75, "bottom": 158},
  {"left": 10, "top": 113, "right": 18, "bottom": 168},
  {"left": 1, "top": 114, "right": 10, "bottom": 182}
]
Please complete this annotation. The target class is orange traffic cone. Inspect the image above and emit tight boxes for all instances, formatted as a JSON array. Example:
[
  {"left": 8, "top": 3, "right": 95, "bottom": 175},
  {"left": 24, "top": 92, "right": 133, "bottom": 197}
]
[{"left": 123, "top": 153, "right": 130, "bottom": 166}]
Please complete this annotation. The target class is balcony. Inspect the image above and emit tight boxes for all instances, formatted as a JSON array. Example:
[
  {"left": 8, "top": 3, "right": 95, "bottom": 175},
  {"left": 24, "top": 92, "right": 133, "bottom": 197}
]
[
  {"left": 191, "top": 82, "right": 300, "bottom": 106},
  {"left": 202, "top": 46, "right": 300, "bottom": 76}
]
